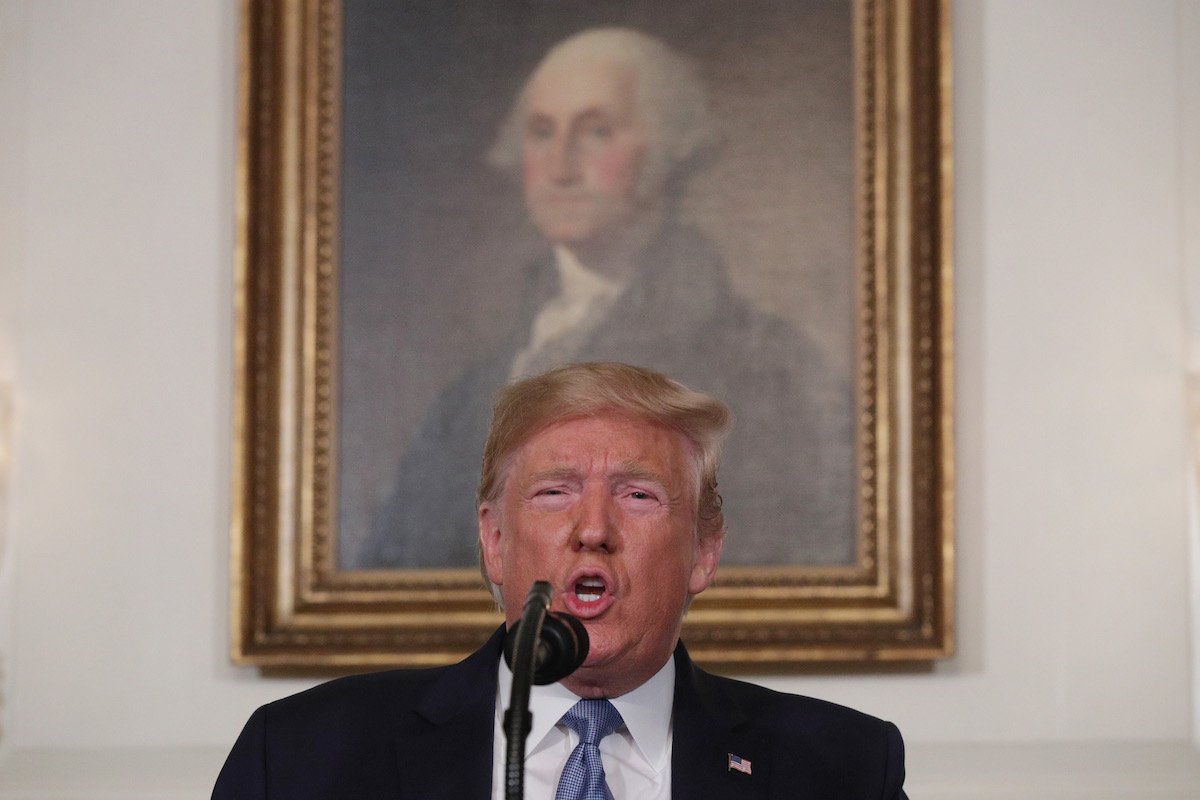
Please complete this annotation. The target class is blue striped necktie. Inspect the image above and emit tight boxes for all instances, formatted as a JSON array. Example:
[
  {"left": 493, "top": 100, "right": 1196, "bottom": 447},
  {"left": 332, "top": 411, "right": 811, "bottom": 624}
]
[{"left": 554, "top": 699, "right": 624, "bottom": 800}]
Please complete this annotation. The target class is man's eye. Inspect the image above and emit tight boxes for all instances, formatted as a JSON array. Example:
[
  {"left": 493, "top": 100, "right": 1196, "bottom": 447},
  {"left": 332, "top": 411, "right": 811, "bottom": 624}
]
[
  {"left": 628, "top": 490, "right": 654, "bottom": 501},
  {"left": 526, "top": 122, "right": 554, "bottom": 140},
  {"left": 584, "top": 124, "right": 613, "bottom": 139}
]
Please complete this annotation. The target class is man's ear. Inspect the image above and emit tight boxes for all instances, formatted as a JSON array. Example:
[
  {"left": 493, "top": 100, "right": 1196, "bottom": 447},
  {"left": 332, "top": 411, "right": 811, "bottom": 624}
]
[
  {"left": 687, "top": 530, "right": 723, "bottom": 596},
  {"left": 478, "top": 502, "right": 505, "bottom": 586}
]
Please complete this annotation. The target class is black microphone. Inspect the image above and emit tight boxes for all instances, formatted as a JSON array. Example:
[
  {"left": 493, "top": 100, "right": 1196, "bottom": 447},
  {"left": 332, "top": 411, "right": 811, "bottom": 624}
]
[
  {"left": 504, "top": 608, "right": 589, "bottom": 685},
  {"left": 502, "top": 581, "right": 590, "bottom": 800}
]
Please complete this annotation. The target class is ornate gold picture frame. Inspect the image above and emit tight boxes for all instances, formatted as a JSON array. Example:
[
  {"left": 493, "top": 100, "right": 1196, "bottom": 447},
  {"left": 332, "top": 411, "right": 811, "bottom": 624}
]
[{"left": 232, "top": 0, "right": 953, "bottom": 669}]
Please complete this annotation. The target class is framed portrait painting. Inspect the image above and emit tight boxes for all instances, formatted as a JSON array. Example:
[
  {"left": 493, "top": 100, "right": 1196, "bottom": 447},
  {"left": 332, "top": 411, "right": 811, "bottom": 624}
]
[{"left": 232, "top": 0, "right": 953, "bottom": 668}]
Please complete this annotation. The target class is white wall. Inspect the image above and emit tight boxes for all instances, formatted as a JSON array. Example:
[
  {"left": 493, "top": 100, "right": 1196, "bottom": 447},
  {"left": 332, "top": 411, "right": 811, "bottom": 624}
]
[
  {"left": 1186, "top": 1, "right": 1200, "bottom": 754},
  {"left": 758, "top": 0, "right": 1193, "bottom": 743},
  {"left": 0, "top": 0, "right": 27, "bottom": 756},
  {"left": 0, "top": 0, "right": 321, "bottom": 753},
  {"left": 762, "top": 0, "right": 1191, "bottom": 742},
  {"left": 0, "top": 0, "right": 1196, "bottom": 795}
]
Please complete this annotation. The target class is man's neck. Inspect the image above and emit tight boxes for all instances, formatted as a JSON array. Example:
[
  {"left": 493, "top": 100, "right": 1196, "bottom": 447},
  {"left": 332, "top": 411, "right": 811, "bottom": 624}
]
[{"left": 557, "top": 649, "right": 675, "bottom": 700}]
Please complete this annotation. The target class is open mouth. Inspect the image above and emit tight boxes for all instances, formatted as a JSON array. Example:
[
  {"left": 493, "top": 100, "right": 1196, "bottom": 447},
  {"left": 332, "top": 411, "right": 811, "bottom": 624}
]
[
  {"left": 574, "top": 577, "right": 606, "bottom": 603},
  {"left": 564, "top": 572, "right": 614, "bottom": 618}
]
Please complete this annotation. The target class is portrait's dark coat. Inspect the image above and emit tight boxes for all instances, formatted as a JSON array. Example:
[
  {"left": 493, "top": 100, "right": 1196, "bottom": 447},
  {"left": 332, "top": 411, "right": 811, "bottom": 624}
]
[
  {"left": 366, "top": 222, "right": 855, "bottom": 568},
  {"left": 212, "top": 626, "right": 907, "bottom": 799}
]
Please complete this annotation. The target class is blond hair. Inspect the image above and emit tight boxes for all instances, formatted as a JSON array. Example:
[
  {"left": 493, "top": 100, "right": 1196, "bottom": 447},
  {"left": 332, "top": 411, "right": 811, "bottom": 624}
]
[{"left": 477, "top": 362, "right": 731, "bottom": 603}]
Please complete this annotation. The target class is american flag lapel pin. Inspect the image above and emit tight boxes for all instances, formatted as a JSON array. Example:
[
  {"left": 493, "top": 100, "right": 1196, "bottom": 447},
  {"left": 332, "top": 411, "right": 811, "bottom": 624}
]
[{"left": 728, "top": 753, "right": 752, "bottom": 775}]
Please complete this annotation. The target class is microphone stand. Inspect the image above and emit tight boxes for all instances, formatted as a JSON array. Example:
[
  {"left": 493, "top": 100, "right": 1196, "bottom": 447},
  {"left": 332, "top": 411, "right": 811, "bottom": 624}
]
[{"left": 504, "top": 581, "right": 551, "bottom": 800}]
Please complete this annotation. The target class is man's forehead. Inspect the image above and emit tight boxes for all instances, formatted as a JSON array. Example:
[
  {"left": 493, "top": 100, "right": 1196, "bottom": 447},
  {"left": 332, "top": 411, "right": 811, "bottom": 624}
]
[
  {"left": 505, "top": 415, "right": 693, "bottom": 480},
  {"left": 526, "top": 54, "right": 640, "bottom": 116}
]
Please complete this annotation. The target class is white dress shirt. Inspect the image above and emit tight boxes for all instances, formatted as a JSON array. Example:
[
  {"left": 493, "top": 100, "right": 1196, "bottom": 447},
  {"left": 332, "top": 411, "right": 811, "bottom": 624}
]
[
  {"left": 507, "top": 245, "right": 627, "bottom": 381},
  {"left": 491, "top": 655, "right": 674, "bottom": 800}
]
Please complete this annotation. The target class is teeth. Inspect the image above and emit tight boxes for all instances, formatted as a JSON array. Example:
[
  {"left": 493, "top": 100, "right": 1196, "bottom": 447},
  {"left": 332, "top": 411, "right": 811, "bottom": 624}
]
[{"left": 575, "top": 578, "right": 605, "bottom": 602}]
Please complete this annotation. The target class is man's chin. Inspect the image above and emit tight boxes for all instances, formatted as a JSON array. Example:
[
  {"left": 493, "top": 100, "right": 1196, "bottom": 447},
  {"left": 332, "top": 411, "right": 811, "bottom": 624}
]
[
  {"left": 574, "top": 628, "right": 625, "bottom": 674},
  {"left": 540, "top": 226, "right": 601, "bottom": 249},
  {"left": 532, "top": 214, "right": 628, "bottom": 252}
]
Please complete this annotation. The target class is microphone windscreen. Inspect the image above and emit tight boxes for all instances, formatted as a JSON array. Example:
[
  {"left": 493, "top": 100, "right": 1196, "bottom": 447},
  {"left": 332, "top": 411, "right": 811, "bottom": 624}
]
[{"left": 503, "top": 611, "right": 589, "bottom": 685}]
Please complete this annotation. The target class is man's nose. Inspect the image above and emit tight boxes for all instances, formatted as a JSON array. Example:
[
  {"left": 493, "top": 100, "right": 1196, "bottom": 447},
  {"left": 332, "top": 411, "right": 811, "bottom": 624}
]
[
  {"left": 573, "top": 485, "right": 617, "bottom": 552},
  {"left": 548, "top": 133, "right": 582, "bottom": 184}
]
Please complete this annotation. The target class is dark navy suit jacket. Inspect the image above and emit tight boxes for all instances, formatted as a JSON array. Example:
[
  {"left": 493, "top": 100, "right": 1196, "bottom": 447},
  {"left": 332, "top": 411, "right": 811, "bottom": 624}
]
[{"left": 213, "top": 627, "right": 907, "bottom": 799}]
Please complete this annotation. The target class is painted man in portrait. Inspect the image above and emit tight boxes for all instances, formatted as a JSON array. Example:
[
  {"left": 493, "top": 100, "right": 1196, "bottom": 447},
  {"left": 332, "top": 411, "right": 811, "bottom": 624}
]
[{"left": 365, "top": 27, "right": 855, "bottom": 569}]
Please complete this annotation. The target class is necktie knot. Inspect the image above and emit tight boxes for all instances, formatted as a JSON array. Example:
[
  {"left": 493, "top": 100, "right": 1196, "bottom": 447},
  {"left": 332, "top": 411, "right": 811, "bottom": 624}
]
[{"left": 560, "top": 699, "right": 624, "bottom": 745}]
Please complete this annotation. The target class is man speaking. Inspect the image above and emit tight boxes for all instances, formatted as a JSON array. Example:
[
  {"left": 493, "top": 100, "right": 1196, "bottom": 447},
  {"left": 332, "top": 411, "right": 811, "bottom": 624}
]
[{"left": 214, "top": 363, "right": 908, "bottom": 798}]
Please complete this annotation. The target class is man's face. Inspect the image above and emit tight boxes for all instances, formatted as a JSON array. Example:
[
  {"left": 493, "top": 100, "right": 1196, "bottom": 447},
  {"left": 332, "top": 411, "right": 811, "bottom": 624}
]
[
  {"left": 520, "top": 56, "right": 655, "bottom": 254},
  {"left": 478, "top": 413, "right": 722, "bottom": 698}
]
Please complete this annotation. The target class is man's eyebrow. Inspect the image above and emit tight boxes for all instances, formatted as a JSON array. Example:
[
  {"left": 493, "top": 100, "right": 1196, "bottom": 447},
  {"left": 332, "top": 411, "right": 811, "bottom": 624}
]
[
  {"left": 612, "top": 461, "right": 670, "bottom": 487},
  {"left": 526, "top": 106, "right": 624, "bottom": 126},
  {"left": 572, "top": 108, "right": 618, "bottom": 124},
  {"left": 526, "top": 465, "right": 581, "bottom": 483}
]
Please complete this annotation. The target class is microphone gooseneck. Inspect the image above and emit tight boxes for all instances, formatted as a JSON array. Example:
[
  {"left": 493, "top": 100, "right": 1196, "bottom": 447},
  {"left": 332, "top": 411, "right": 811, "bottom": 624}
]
[{"left": 502, "top": 581, "right": 589, "bottom": 800}]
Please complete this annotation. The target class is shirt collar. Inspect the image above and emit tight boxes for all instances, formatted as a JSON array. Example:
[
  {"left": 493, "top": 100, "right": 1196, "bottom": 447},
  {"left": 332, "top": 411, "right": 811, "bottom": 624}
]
[
  {"left": 496, "top": 652, "right": 676, "bottom": 772},
  {"left": 552, "top": 245, "right": 626, "bottom": 302},
  {"left": 607, "top": 658, "right": 675, "bottom": 771}
]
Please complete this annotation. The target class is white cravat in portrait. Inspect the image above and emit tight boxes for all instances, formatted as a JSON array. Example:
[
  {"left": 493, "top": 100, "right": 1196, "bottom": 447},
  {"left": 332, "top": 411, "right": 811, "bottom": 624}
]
[{"left": 507, "top": 246, "right": 627, "bottom": 381}]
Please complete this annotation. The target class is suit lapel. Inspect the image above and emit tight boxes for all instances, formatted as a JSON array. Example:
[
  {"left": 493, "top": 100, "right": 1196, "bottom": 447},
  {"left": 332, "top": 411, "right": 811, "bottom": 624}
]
[
  {"left": 393, "top": 627, "right": 505, "bottom": 798},
  {"left": 395, "top": 631, "right": 776, "bottom": 798},
  {"left": 671, "top": 642, "right": 770, "bottom": 800}
]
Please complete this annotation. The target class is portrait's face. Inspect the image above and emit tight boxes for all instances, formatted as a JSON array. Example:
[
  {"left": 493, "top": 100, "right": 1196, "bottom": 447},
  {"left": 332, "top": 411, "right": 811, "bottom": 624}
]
[
  {"left": 478, "top": 413, "right": 722, "bottom": 698},
  {"left": 520, "top": 56, "right": 656, "bottom": 256}
]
